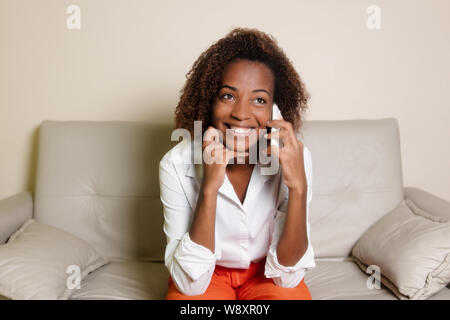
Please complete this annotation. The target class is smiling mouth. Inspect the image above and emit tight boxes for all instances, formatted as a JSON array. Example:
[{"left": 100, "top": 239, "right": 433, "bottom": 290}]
[{"left": 225, "top": 124, "right": 257, "bottom": 135}]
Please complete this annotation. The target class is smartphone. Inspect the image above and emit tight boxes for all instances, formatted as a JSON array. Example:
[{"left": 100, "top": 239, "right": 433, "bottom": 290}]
[{"left": 271, "top": 103, "right": 283, "bottom": 148}]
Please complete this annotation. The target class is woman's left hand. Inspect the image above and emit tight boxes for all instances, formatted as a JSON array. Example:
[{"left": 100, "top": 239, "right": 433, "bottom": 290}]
[{"left": 265, "top": 119, "right": 307, "bottom": 193}]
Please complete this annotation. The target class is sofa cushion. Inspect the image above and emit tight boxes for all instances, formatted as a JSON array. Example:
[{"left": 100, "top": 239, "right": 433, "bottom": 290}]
[
  {"left": 4, "top": 260, "right": 450, "bottom": 300},
  {"left": 0, "top": 219, "right": 109, "bottom": 300},
  {"left": 302, "top": 118, "right": 404, "bottom": 258},
  {"left": 34, "top": 121, "right": 176, "bottom": 262},
  {"left": 69, "top": 261, "right": 169, "bottom": 300},
  {"left": 352, "top": 199, "right": 450, "bottom": 299},
  {"left": 304, "top": 259, "right": 397, "bottom": 299},
  {"left": 305, "top": 259, "right": 450, "bottom": 300}
]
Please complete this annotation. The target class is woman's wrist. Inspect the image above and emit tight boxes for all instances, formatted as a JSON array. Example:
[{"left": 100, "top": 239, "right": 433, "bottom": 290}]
[
  {"left": 288, "top": 185, "right": 307, "bottom": 198},
  {"left": 200, "top": 183, "right": 219, "bottom": 197}
]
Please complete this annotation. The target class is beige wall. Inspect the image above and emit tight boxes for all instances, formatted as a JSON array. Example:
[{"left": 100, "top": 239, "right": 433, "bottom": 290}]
[{"left": 1, "top": 0, "right": 449, "bottom": 201}]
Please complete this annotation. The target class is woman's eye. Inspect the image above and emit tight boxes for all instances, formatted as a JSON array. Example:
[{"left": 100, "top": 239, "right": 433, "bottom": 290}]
[
  {"left": 222, "top": 93, "right": 233, "bottom": 100},
  {"left": 255, "top": 97, "right": 266, "bottom": 104}
]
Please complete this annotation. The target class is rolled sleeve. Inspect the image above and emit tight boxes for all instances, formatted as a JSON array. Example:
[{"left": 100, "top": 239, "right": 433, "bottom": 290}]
[
  {"left": 160, "top": 154, "right": 216, "bottom": 295},
  {"left": 264, "top": 221, "right": 316, "bottom": 287},
  {"left": 174, "top": 232, "right": 216, "bottom": 281},
  {"left": 264, "top": 146, "right": 316, "bottom": 288}
]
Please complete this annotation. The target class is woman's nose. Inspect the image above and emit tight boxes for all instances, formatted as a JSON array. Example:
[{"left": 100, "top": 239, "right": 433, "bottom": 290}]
[{"left": 231, "top": 101, "right": 252, "bottom": 120}]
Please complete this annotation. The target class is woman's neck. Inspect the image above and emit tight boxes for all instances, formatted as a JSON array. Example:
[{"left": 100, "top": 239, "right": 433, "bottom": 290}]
[{"left": 226, "top": 163, "right": 255, "bottom": 173}]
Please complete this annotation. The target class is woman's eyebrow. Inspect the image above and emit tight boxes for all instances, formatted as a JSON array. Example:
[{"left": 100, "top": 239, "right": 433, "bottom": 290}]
[{"left": 219, "top": 84, "right": 269, "bottom": 94}]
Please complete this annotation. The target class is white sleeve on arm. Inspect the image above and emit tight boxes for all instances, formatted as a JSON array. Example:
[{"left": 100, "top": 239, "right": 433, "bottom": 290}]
[
  {"left": 159, "top": 156, "right": 216, "bottom": 296},
  {"left": 264, "top": 147, "right": 316, "bottom": 288}
]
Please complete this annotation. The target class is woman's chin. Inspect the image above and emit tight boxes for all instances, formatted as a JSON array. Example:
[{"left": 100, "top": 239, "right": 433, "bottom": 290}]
[
  {"left": 224, "top": 145, "right": 249, "bottom": 153},
  {"left": 224, "top": 143, "right": 260, "bottom": 164},
  {"left": 224, "top": 137, "right": 258, "bottom": 153}
]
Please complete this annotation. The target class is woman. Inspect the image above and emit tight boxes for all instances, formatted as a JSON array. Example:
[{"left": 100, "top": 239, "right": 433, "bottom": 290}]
[{"left": 159, "top": 27, "right": 315, "bottom": 300}]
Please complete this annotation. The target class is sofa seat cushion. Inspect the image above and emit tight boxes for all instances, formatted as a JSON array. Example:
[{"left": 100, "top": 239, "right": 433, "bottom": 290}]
[
  {"left": 69, "top": 261, "right": 169, "bottom": 300},
  {"left": 304, "top": 259, "right": 450, "bottom": 300},
  {"left": 4, "top": 259, "right": 450, "bottom": 300}
]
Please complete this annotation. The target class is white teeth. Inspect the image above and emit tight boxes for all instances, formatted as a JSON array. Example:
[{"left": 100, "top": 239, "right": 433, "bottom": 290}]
[
  {"left": 234, "top": 128, "right": 252, "bottom": 133},
  {"left": 229, "top": 127, "right": 255, "bottom": 134}
]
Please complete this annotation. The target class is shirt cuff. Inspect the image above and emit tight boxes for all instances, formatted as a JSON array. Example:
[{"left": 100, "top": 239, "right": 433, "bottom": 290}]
[
  {"left": 173, "top": 232, "right": 216, "bottom": 281},
  {"left": 264, "top": 240, "right": 316, "bottom": 277}
]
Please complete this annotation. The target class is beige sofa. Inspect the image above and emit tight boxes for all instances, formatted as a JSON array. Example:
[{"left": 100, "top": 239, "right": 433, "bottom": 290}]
[{"left": 0, "top": 118, "right": 449, "bottom": 300}]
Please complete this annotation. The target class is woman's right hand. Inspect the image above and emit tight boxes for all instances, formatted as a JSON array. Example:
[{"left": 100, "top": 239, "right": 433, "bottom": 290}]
[{"left": 201, "top": 126, "right": 248, "bottom": 192}]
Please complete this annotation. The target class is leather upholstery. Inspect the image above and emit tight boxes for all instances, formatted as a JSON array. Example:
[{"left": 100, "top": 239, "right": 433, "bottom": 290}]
[
  {"left": 0, "top": 191, "right": 33, "bottom": 244},
  {"left": 34, "top": 121, "right": 176, "bottom": 262},
  {"left": 33, "top": 118, "right": 404, "bottom": 262},
  {"left": 302, "top": 118, "right": 404, "bottom": 257},
  {"left": 305, "top": 259, "right": 450, "bottom": 300},
  {"left": 1, "top": 259, "right": 448, "bottom": 300},
  {"left": 1, "top": 118, "right": 446, "bottom": 299}
]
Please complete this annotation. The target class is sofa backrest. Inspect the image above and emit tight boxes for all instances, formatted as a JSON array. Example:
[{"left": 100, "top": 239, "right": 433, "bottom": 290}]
[
  {"left": 34, "top": 120, "right": 176, "bottom": 262},
  {"left": 34, "top": 118, "right": 404, "bottom": 262},
  {"left": 301, "top": 118, "right": 404, "bottom": 258}
]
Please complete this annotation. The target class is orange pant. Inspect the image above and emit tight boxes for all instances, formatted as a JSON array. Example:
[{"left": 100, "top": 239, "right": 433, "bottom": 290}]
[{"left": 165, "top": 258, "right": 312, "bottom": 300}]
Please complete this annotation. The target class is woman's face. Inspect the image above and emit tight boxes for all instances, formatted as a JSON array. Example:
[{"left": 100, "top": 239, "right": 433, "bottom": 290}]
[{"left": 211, "top": 59, "right": 275, "bottom": 154}]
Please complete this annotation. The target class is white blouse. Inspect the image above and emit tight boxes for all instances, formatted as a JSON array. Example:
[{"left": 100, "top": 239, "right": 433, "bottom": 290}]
[{"left": 159, "top": 139, "right": 316, "bottom": 296}]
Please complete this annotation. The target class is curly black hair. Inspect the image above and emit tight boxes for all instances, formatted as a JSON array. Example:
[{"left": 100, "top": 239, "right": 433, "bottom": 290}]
[{"left": 174, "top": 27, "right": 310, "bottom": 138}]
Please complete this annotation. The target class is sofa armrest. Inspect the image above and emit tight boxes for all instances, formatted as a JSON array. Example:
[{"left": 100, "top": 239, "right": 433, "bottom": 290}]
[
  {"left": 404, "top": 187, "right": 450, "bottom": 221},
  {"left": 0, "top": 191, "right": 33, "bottom": 244}
]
